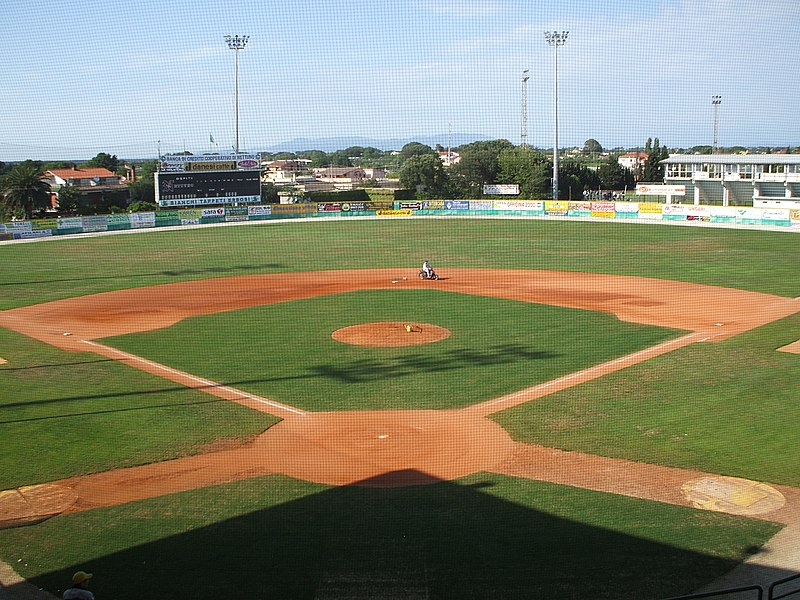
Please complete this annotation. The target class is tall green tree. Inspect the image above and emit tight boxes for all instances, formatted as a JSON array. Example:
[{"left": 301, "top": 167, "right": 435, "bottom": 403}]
[
  {"left": 583, "top": 138, "right": 603, "bottom": 154},
  {"left": 597, "top": 156, "right": 635, "bottom": 190},
  {"left": 399, "top": 153, "right": 448, "bottom": 195},
  {"left": 0, "top": 162, "right": 52, "bottom": 219},
  {"left": 83, "top": 152, "right": 120, "bottom": 172},
  {"left": 400, "top": 142, "right": 436, "bottom": 161},
  {"left": 497, "top": 146, "right": 551, "bottom": 198},
  {"left": 449, "top": 140, "right": 513, "bottom": 196},
  {"left": 642, "top": 137, "right": 668, "bottom": 182}
]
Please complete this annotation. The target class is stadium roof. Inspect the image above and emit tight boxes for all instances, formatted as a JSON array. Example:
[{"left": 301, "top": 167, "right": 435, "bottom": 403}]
[{"left": 662, "top": 154, "right": 800, "bottom": 164}]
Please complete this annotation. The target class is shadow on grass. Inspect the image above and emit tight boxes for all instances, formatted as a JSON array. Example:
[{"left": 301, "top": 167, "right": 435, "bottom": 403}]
[
  {"left": 5, "top": 471, "right": 785, "bottom": 600},
  {"left": 0, "top": 343, "right": 561, "bottom": 419},
  {"left": 0, "top": 262, "right": 287, "bottom": 287}
]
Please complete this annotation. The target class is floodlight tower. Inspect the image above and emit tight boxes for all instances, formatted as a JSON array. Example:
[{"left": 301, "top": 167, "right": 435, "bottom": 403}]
[
  {"left": 521, "top": 69, "right": 530, "bottom": 147},
  {"left": 545, "top": 30, "right": 568, "bottom": 200},
  {"left": 712, "top": 95, "right": 722, "bottom": 153},
  {"left": 225, "top": 34, "right": 249, "bottom": 154}
]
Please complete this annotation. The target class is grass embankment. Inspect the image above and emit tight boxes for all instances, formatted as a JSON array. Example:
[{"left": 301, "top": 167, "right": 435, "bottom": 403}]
[
  {"left": 103, "top": 289, "right": 681, "bottom": 412},
  {"left": 0, "top": 473, "right": 780, "bottom": 600}
]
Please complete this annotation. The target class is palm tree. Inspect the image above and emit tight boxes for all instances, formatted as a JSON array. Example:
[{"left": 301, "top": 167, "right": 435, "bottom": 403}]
[{"left": 0, "top": 162, "right": 51, "bottom": 220}]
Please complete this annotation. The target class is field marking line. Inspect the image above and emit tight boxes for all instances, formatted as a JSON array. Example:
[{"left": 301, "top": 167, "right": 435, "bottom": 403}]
[
  {"left": 81, "top": 340, "right": 306, "bottom": 417},
  {"left": 466, "top": 331, "right": 707, "bottom": 417}
]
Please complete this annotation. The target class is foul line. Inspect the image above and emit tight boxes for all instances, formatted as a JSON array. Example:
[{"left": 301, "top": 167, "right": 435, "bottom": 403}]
[
  {"left": 82, "top": 340, "right": 305, "bottom": 417},
  {"left": 466, "top": 331, "right": 707, "bottom": 417}
]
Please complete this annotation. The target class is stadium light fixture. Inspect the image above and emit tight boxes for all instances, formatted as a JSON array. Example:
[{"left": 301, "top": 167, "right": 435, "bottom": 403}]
[
  {"left": 545, "top": 30, "right": 568, "bottom": 201},
  {"left": 712, "top": 95, "right": 722, "bottom": 153},
  {"left": 225, "top": 35, "right": 250, "bottom": 154}
]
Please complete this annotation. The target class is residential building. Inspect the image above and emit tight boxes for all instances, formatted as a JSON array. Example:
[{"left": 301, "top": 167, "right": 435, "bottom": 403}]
[
  {"left": 617, "top": 152, "right": 648, "bottom": 176},
  {"left": 45, "top": 166, "right": 129, "bottom": 208}
]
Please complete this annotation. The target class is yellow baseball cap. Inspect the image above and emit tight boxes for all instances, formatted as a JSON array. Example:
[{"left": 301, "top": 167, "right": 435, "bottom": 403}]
[{"left": 72, "top": 572, "right": 93, "bottom": 585}]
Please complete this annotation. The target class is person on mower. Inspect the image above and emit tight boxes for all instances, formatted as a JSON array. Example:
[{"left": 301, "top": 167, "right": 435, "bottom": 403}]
[{"left": 421, "top": 260, "right": 434, "bottom": 279}]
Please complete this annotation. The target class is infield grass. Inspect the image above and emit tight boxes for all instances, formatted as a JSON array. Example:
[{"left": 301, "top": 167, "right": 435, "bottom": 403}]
[
  {"left": 101, "top": 289, "right": 681, "bottom": 411},
  {"left": 1, "top": 219, "right": 799, "bottom": 311},
  {"left": 0, "top": 473, "right": 780, "bottom": 600}
]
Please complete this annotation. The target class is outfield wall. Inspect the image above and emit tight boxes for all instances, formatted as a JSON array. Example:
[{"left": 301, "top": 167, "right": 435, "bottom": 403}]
[{"left": 2, "top": 200, "right": 799, "bottom": 241}]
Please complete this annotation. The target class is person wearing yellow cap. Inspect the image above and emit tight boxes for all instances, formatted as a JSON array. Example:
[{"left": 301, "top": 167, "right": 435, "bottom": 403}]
[{"left": 63, "top": 571, "right": 94, "bottom": 600}]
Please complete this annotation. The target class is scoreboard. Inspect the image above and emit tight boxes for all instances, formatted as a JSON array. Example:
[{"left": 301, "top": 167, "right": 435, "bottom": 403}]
[{"left": 155, "top": 154, "right": 261, "bottom": 207}]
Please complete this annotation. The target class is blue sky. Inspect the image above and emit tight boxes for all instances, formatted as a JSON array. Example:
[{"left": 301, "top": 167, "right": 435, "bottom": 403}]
[{"left": 2, "top": 0, "right": 799, "bottom": 160}]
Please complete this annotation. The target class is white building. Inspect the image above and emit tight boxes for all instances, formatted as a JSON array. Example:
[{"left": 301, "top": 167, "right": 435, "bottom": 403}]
[{"left": 661, "top": 154, "right": 800, "bottom": 207}]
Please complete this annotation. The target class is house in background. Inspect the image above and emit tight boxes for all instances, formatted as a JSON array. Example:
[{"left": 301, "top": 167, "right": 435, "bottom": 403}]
[
  {"left": 617, "top": 152, "right": 648, "bottom": 178},
  {"left": 45, "top": 166, "right": 129, "bottom": 209}
]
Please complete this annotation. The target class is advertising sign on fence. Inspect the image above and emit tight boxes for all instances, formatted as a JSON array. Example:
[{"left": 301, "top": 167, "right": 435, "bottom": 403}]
[
  {"left": 130, "top": 212, "right": 156, "bottom": 228},
  {"left": 399, "top": 202, "right": 422, "bottom": 210},
  {"left": 376, "top": 209, "right": 412, "bottom": 217},
  {"left": 81, "top": 215, "right": 108, "bottom": 232},
  {"left": 16, "top": 229, "right": 53, "bottom": 239},
  {"left": 106, "top": 214, "right": 131, "bottom": 229},
  {"left": 201, "top": 208, "right": 225, "bottom": 218},
  {"left": 445, "top": 200, "right": 470, "bottom": 210},
  {"left": 591, "top": 202, "right": 616, "bottom": 218},
  {"left": 483, "top": 184, "right": 520, "bottom": 195},
  {"left": 493, "top": 200, "right": 544, "bottom": 212},
  {"left": 422, "top": 200, "right": 445, "bottom": 210},
  {"left": 32, "top": 218, "right": 58, "bottom": 230},
  {"left": 544, "top": 201, "right": 569, "bottom": 216},
  {"left": 57, "top": 217, "right": 83, "bottom": 230},
  {"left": 317, "top": 203, "right": 342, "bottom": 212},
  {"left": 470, "top": 200, "right": 493, "bottom": 211},
  {"left": 247, "top": 205, "right": 272, "bottom": 217},
  {"left": 568, "top": 201, "right": 592, "bottom": 217},
  {"left": 341, "top": 202, "right": 367, "bottom": 212}
]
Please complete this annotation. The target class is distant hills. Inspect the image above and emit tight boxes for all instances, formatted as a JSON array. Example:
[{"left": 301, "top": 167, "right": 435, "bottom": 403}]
[{"left": 260, "top": 133, "right": 492, "bottom": 153}]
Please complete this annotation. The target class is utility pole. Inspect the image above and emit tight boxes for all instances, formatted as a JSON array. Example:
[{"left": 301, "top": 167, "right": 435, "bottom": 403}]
[
  {"left": 545, "top": 31, "right": 568, "bottom": 200},
  {"left": 521, "top": 69, "right": 530, "bottom": 147},
  {"left": 225, "top": 35, "right": 249, "bottom": 154}
]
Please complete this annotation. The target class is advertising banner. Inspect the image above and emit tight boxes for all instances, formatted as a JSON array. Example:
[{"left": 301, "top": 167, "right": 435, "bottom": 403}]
[
  {"left": 567, "top": 201, "right": 592, "bottom": 217},
  {"left": 57, "top": 217, "right": 83, "bottom": 230},
  {"left": 341, "top": 202, "right": 367, "bottom": 212},
  {"left": 790, "top": 209, "right": 800, "bottom": 223},
  {"left": 591, "top": 202, "right": 616, "bottom": 218},
  {"left": 159, "top": 153, "right": 260, "bottom": 172},
  {"left": 106, "top": 214, "right": 131, "bottom": 229},
  {"left": 366, "top": 201, "right": 393, "bottom": 211},
  {"left": 247, "top": 205, "right": 272, "bottom": 217},
  {"left": 32, "top": 218, "right": 58, "bottom": 230},
  {"left": 483, "top": 184, "right": 520, "bottom": 195},
  {"left": 376, "top": 209, "right": 412, "bottom": 217},
  {"left": 5, "top": 221, "right": 33, "bottom": 231},
  {"left": 201, "top": 208, "right": 226, "bottom": 218},
  {"left": 179, "top": 209, "right": 202, "bottom": 220},
  {"left": 761, "top": 209, "right": 791, "bottom": 221},
  {"left": 445, "top": 200, "right": 470, "bottom": 210},
  {"left": 0, "top": 233, "right": 12, "bottom": 241},
  {"left": 130, "top": 212, "right": 156, "bottom": 228},
  {"left": 15, "top": 230, "right": 53, "bottom": 239},
  {"left": 155, "top": 210, "right": 180, "bottom": 222},
  {"left": 184, "top": 161, "right": 236, "bottom": 172},
  {"left": 638, "top": 202, "right": 663, "bottom": 214},
  {"left": 81, "top": 215, "right": 108, "bottom": 232},
  {"left": 544, "top": 201, "right": 569, "bottom": 216},
  {"left": 470, "top": 200, "right": 493, "bottom": 211},
  {"left": 399, "top": 202, "right": 422, "bottom": 210},
  {"left": 422, "top": 200, "right": 445, "bottom": 210},
  {"left": 225, "top": 206, "right": 248, "bottom": 222},
  {"left": 271, "top": 203, "right": 316, "bottom": 214},
  {"left": 616, "top": 202, "right": 639, "bottom": 213},
  {"left": 493, "top": 200, "right": 544, "bottom": 212},
  {"left": 636, "top": 184, "right": 686, "bottom": 196},
  {"left": 317, "top": 203, "right": 342, "bottom": 212}
]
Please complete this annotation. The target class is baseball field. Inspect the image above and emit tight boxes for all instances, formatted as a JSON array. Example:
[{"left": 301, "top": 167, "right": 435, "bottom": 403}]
[{"left": 1, "top": 217, "right": 799, "bottom": 599}]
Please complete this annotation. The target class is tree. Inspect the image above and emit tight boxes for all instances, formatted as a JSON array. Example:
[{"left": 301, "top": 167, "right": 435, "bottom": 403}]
[
  {"left": 55, "top": 185, "right": 82, "bottom": 215},
  {"left": 0, "top": 162, "right": 51, "bottom": 219},
  {"left": 399, "top": 153, "right": 448, "bottom": 195},
  {"left": 83, "top": 152, "right": 120, "bottom": 172},
  {"left": 399, "top": 142, "right": 436, "bottom": 161},
  {"left": 449, "top": 140, "right": 514, "bottom": 196},
  {"left": 497, "top": 146, "right": 551, "bottom": 198},
  {"left": 261, "top": 182, "right": 279, "bottom": 203},
  {"left": 583, "top": 138, "right": 603, "bottom": 154},
  {"left": 642, "top": 137, "right": 668, "bottom": 182},
  {"left": 597, "top": 156, "right": 635, "bottom": 190}
]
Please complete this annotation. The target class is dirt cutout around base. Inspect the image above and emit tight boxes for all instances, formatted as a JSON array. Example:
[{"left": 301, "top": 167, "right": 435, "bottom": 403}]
[
  {"left": 332, "top": 321, "right": 451, "bottom": 346},
  {"left": 777, "top": 339, "right": 800, "bottom": 354},
  {"left": 0, "top": 484, "right": 77, "bottom": 528}
]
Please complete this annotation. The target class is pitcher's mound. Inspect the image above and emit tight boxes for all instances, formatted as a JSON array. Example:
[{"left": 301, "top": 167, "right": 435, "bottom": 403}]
[
  {"left": 332, "top": 322, "right": 451, "bottom": 347},
  {"left": 0, "top": 484, "right": 77, "bottom": 528}
]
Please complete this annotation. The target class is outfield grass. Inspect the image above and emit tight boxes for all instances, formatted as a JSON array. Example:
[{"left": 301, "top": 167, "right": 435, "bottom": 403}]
[
  {"left": 493, "top": 311, "right": 800, "bottom": 486},
  {"left": 1, "top": 219, "right": 799, "bottom": 311},
  {"left": 102, "top": 290, "right": 681, "bottom": 411},
  {"left": 0, "top": 328, "right": 278, "bottom": 489},
  {"left": 0, "top": 473, "right": 780, "bottom": 600}
]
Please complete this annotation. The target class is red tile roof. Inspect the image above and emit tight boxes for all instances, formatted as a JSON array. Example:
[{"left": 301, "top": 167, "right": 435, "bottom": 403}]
[{"left": 48, "top": 167, "right": 118, "bottom": 179}]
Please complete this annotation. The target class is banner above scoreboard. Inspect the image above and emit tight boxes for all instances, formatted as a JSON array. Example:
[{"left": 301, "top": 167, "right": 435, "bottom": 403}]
[{"left": 159, "top": 154, "right": 261, "bottom": 172}]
